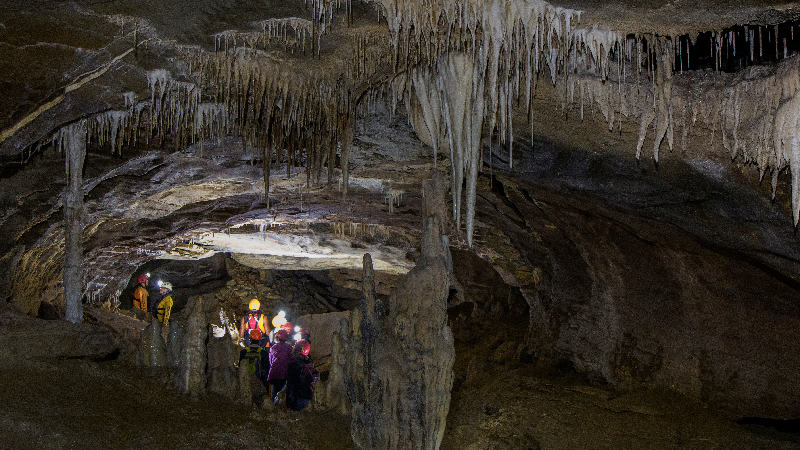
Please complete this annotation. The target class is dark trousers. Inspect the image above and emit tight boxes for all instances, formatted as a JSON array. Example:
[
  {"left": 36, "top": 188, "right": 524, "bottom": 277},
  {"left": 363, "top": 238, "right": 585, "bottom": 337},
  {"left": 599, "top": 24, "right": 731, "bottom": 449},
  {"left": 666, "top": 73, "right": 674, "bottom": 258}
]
[
  {"left": 270, "top": 379, "right": 286, "bottom": 399},
  {"left": 286, "top": 392, "right": 311, "bottom": 411}
]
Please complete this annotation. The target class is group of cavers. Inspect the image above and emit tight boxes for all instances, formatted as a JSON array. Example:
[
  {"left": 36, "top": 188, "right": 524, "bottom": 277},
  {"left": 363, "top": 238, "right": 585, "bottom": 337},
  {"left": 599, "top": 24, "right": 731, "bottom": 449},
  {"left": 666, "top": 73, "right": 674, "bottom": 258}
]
[
  {"left": 238, "top": 299, "right": 320, "bottom": 411},
  {"left": 132, "top": 273, "right": 173, "bottom": 327},
  {"left": 132, "top": 274, "right": 319, "bottom": 411}
]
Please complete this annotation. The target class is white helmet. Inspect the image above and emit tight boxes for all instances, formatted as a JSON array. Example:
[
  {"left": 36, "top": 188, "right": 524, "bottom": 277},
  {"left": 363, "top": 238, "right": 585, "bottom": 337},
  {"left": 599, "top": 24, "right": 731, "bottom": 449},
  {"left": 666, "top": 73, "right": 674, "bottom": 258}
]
[
  {"left": 211, "top": 324, "right": 226, "bottom": 338},
  {"left": 158, "top": 280, "right": 173, "bottom": 291}
]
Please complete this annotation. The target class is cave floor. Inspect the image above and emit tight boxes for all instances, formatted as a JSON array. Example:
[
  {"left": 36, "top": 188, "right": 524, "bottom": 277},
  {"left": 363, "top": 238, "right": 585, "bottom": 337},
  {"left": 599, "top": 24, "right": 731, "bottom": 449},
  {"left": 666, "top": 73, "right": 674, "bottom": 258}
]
[
  {"left": 0, "top": 354, "right": 352, "bottom": 449},
  {"left": 445, "top": 364, "right": 800, "bottom": 450},
  {"left": 1, "top": 349, "right": 797, "bottom": 449}
]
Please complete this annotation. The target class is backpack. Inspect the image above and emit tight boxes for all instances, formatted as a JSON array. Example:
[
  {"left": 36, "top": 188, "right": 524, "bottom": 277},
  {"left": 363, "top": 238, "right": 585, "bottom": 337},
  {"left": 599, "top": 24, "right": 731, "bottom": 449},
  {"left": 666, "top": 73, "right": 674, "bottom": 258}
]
[
  {"left": 242, "top": 347, "right": 269, "bottom": 382},
  {"left": 302, "top": 362, "right": 321, "bottom": 392}
]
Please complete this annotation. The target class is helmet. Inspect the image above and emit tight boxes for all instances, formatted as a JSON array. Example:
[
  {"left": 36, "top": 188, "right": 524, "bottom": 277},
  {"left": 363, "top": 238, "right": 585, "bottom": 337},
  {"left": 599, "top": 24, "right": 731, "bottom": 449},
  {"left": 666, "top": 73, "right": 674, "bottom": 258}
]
[
  {"left": 248, "top": 299, "right": 260, "bottom": 311},
  {"left": 272, "top": 314, "right": 287, "bottom": 328},
  {"left": 282, "top": 321, "right": 293, "bottom": 333},
  {"left": 137, "top": 274, "right": 149, "bottom": 284},
  {"left": 211, "top": 324, "right": 226, "bottom": 338},
  {"left": 275, "top": 329, "right": 289, "bottom": 341},
  {"left": 158, "top": 281, "right": 173, "bottom": 291},
  {"left": 296, "top": 339, "right": 311, "bottom": 356}
]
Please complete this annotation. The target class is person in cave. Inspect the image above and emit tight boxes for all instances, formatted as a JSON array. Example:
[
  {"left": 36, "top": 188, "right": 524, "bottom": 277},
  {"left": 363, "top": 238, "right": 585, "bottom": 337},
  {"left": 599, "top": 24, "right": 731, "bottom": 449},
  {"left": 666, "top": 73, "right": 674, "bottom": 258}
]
[
  {"left": 292, "top": 326, "right": 311, "bottom": 344},
  {"left": 239, "top": 299, "right": 269, "bottom": 348},
  {"left": 132, "top": 273, "right": 150, "bottom": 314},
  {"left": 269, "top": 310, "right": 288, "bottom": 344},
  {"left": 285, "top": 339, "right": 319, "bottom": 412},
  {"left": 268, "top": 329, "right": 292, "bottom": 404},
  {"left": 239, "top": 333, "right": 270, "bottom": 389},
  {"left": 155, "top": 281, "right": 174, "bottom": 328}
]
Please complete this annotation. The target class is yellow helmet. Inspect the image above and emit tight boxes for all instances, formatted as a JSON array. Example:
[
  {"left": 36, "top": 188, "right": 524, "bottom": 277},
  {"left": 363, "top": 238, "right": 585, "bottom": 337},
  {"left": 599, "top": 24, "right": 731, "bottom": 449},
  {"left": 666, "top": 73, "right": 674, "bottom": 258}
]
[
  {"left": 248, "top": 299, "right": 260, "bottom": 311},
  {"left": 272, "top": 313, "right": 287, "bottom": 328}
]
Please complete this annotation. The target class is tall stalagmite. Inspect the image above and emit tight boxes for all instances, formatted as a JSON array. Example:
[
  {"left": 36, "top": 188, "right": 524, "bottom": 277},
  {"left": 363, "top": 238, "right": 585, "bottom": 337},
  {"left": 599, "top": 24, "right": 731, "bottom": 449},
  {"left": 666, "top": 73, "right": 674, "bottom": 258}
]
[
  {"left": 175, "top": 298, "right": 208, "bottom": 396},
  {"left": 342, "top": 176, "right": 455, "bottom": 450}
]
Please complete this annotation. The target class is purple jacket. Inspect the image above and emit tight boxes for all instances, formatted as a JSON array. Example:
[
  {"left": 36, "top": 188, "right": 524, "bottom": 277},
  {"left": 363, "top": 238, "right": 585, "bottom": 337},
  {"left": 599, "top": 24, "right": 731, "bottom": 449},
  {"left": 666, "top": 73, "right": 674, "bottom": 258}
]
[{"left": 268, "top": 341, "right": 292, "bottom": 381}]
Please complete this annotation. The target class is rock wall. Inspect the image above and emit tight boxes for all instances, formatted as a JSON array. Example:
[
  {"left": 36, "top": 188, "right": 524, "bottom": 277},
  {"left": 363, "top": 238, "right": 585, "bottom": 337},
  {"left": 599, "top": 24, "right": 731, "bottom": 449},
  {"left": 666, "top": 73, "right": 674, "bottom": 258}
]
[
  {"left": 295, "top": 311, "right": 350, "bottom": 362},
  {"left": 477, "top": 172, "right": 800, "bottom": 419},
  {"left": 339, "top": 176, "right": 455, "bottom": 450}
]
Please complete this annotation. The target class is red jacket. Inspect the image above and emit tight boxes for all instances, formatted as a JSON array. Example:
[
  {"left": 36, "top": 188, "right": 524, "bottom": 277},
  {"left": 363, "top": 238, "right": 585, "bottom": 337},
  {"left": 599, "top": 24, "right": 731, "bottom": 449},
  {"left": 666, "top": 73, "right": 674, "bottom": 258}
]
[{"left": 268, "top": 341, "right": 292, "bottom": 381}]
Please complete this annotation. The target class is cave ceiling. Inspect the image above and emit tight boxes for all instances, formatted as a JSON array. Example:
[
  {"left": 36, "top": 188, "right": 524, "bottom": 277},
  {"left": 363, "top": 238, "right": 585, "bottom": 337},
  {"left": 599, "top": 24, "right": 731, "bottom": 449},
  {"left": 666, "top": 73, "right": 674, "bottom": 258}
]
[{"left": 2, "top": 0, "right": 800, "bottom": 307}]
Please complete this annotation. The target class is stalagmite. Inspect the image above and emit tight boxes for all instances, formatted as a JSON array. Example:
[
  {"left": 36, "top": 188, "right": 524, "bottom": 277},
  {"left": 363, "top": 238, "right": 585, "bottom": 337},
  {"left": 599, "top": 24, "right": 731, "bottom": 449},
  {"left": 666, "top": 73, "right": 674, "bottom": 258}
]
[
  {"left": 59, "top": 121, "right": 87, "bottom": 323},
  {"left": 341, "top": 177, "right": 454, "bottom": 449},
  {"left": 137, "top": 319, "right": 167, "bottom": 367},
  {"left": 175, "top": 298, "right": 208, "bottom": 396}
]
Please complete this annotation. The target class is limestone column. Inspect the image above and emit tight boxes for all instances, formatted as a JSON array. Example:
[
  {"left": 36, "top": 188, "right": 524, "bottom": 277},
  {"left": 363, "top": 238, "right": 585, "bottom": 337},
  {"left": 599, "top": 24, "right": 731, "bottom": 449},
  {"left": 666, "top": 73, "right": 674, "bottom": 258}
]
[{"left": 61, "top": 121, "right": 87, "bottom": 323}]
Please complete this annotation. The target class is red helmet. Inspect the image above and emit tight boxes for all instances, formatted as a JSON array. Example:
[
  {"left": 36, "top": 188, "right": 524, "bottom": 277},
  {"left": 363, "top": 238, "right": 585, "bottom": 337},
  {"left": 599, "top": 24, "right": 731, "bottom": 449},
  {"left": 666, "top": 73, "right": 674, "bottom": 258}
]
[
  {"left": 296, "top": 339, "right": 311, "bottom": 356},
  {"left": 281, "top": 322, "right": 293, "bottom": 333},
  {"left": 275, "top": 329, "right": 289, "bottom": 341},
  {"left": 137, "top": 274, "right": 149, "bottom": 284}
]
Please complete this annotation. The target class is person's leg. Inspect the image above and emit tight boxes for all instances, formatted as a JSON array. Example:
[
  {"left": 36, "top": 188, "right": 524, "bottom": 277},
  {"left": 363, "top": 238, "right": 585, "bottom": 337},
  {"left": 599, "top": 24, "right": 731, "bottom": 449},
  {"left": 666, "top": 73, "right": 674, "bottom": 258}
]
[{"left": 272, "top": 379, "right": 286, "bottom": 403}]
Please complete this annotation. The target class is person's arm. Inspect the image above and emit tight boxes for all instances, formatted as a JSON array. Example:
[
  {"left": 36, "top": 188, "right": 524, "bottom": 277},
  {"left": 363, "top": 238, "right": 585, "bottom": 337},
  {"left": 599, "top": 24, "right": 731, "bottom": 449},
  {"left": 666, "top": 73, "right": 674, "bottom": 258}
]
[{"left": 163, "top": 297, "right": 172, "bottom": 327}]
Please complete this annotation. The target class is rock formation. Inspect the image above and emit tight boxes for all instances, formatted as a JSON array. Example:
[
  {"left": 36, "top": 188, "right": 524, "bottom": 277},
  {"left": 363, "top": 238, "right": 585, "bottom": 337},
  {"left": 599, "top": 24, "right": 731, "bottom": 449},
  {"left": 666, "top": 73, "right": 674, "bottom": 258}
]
[
  {"left": 174, "top": 298, "right": 207, "bottom": 396},
  {"left": 166, "top": 321, "right": 185, "bottom": 369},
  {"left": 136, "top": 318, "right": 166, "bottom": 368},
  {"left": 339, "top": 176, "right": 455, "bottom": 450},
  {"left": 237, "top": 358, "right": 253, "bottom": 407},
  {"left": 206, "top": 329, "right": 239, "bottom": 400}
]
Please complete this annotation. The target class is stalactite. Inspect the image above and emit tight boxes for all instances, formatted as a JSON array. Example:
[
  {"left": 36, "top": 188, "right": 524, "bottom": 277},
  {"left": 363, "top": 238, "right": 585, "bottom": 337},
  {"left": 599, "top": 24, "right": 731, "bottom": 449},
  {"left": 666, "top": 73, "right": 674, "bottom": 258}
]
[{"left": 263, "top": 144, "right": 271, "bottom": 208}]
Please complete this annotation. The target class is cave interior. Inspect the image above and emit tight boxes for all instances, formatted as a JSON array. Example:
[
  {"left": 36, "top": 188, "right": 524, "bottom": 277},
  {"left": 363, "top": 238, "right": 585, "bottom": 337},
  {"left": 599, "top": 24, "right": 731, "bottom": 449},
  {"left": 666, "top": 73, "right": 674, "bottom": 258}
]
[{"left": 1, "top": 0, "right": 800, "bottom": 448}]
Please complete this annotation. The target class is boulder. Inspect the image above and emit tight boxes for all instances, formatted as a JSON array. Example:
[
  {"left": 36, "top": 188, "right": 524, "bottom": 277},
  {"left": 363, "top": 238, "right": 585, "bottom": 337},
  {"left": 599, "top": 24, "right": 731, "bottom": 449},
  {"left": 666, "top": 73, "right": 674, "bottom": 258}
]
[{"left": 0, "top": 308, "right": 118, "bottom": 360}]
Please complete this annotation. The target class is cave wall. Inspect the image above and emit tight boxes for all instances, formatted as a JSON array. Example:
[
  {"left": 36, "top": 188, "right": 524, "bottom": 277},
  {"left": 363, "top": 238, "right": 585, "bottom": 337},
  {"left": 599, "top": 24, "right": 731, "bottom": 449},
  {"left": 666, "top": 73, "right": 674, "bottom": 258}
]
[{"left": 476, "top": 172, "right": 800, "bottom": 419}]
